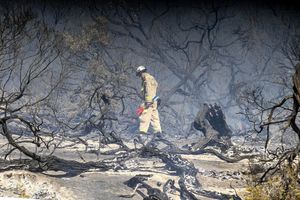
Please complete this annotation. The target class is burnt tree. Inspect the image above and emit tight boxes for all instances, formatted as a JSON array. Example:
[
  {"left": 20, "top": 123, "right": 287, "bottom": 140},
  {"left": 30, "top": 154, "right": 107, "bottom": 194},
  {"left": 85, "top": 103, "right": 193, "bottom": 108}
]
[
  {"left": 240, "top": 61, "right": 300, "bottom": 184},
  {"left": 190, "top": 103, "right": 232, "bottom": 151}
]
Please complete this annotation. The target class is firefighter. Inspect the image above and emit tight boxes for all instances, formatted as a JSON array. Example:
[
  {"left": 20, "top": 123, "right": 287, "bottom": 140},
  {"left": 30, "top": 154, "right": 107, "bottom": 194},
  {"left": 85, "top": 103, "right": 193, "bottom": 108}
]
[{"left": 135, "top": 66, "right": 162, "bottom": 141}]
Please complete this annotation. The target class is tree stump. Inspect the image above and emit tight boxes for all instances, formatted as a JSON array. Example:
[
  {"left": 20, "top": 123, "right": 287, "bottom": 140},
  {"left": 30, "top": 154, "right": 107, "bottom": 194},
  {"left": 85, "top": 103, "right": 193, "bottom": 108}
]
[{"left": 191, "top": 103, "right": 232, "bottom": 151}]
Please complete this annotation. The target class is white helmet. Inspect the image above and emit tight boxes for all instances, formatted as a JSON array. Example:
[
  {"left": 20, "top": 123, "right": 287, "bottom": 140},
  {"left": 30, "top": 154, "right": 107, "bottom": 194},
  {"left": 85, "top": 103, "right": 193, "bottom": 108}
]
[{"left": 136, "top": 65, "right": 146, "bottom": 76}]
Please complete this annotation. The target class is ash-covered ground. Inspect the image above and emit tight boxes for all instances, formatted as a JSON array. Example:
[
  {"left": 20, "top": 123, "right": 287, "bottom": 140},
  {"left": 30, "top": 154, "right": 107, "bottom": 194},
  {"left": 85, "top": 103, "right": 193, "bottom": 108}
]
[{"left": 0, "top": 133, "right": 272, "bottom": 200}]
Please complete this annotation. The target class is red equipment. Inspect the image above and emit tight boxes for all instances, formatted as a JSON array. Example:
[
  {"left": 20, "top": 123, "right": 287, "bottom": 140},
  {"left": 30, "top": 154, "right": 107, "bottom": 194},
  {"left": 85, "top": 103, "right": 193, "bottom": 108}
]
[{"left": 136, "top": 107, "right": 144, "bottom": 116}]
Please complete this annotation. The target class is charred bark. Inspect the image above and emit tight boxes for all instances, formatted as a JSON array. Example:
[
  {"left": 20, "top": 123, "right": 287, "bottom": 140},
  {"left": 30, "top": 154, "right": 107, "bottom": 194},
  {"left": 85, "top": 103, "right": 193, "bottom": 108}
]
[
  {"left": 0, "top": 156, "right": 109, "bottom": 176},
  {"left": 292, "top": 62, "right": 300, "bottom": 105},
  {"left": 191, "top": 103, "right": 232, "bottom": 151}
]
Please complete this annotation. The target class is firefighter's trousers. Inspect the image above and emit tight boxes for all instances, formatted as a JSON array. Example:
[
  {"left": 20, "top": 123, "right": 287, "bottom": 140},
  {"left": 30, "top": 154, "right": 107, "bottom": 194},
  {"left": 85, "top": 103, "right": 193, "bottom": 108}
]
[{"left": 139, "top": 102, "right": 162, "bottom": 134}]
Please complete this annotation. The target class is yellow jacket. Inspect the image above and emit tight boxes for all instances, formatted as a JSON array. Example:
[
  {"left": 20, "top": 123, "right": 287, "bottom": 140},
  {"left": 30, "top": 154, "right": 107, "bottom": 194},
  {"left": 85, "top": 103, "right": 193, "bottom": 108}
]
[{"left": 141, "top": 73, "right": 158, "bottom": 103}]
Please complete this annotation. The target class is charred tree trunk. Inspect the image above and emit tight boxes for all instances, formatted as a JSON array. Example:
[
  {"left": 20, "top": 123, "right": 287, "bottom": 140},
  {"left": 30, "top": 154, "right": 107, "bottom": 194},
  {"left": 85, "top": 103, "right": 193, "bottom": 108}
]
[
  {"left": 291, "top": 62, "right": 300, "bottom": 158},
  {"left": 292, "top": 63, "right": 300, "bottom": 106},
  {"left": 191, "top": 103, "right": 232, "bottom": 151}
]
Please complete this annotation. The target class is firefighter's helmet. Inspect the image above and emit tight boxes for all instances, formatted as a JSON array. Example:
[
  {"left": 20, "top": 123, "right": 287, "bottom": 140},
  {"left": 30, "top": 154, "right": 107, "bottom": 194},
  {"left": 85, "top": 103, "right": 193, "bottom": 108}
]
[{"left": 136, "top": 65, "right": 147, "bottom": 76}]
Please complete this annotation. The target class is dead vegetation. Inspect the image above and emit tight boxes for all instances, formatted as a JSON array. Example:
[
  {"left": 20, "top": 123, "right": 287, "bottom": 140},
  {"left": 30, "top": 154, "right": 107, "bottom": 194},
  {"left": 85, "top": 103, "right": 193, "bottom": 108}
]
[{"left": 0, "top": 1, "right": 299, "bottom": 200}]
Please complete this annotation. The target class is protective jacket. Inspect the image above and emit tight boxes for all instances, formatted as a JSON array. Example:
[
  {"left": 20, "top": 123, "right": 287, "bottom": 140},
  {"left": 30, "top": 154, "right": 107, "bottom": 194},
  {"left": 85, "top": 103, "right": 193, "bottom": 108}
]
[{"left": 141, "top": 73, "right": 158, "bottom": 103}]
